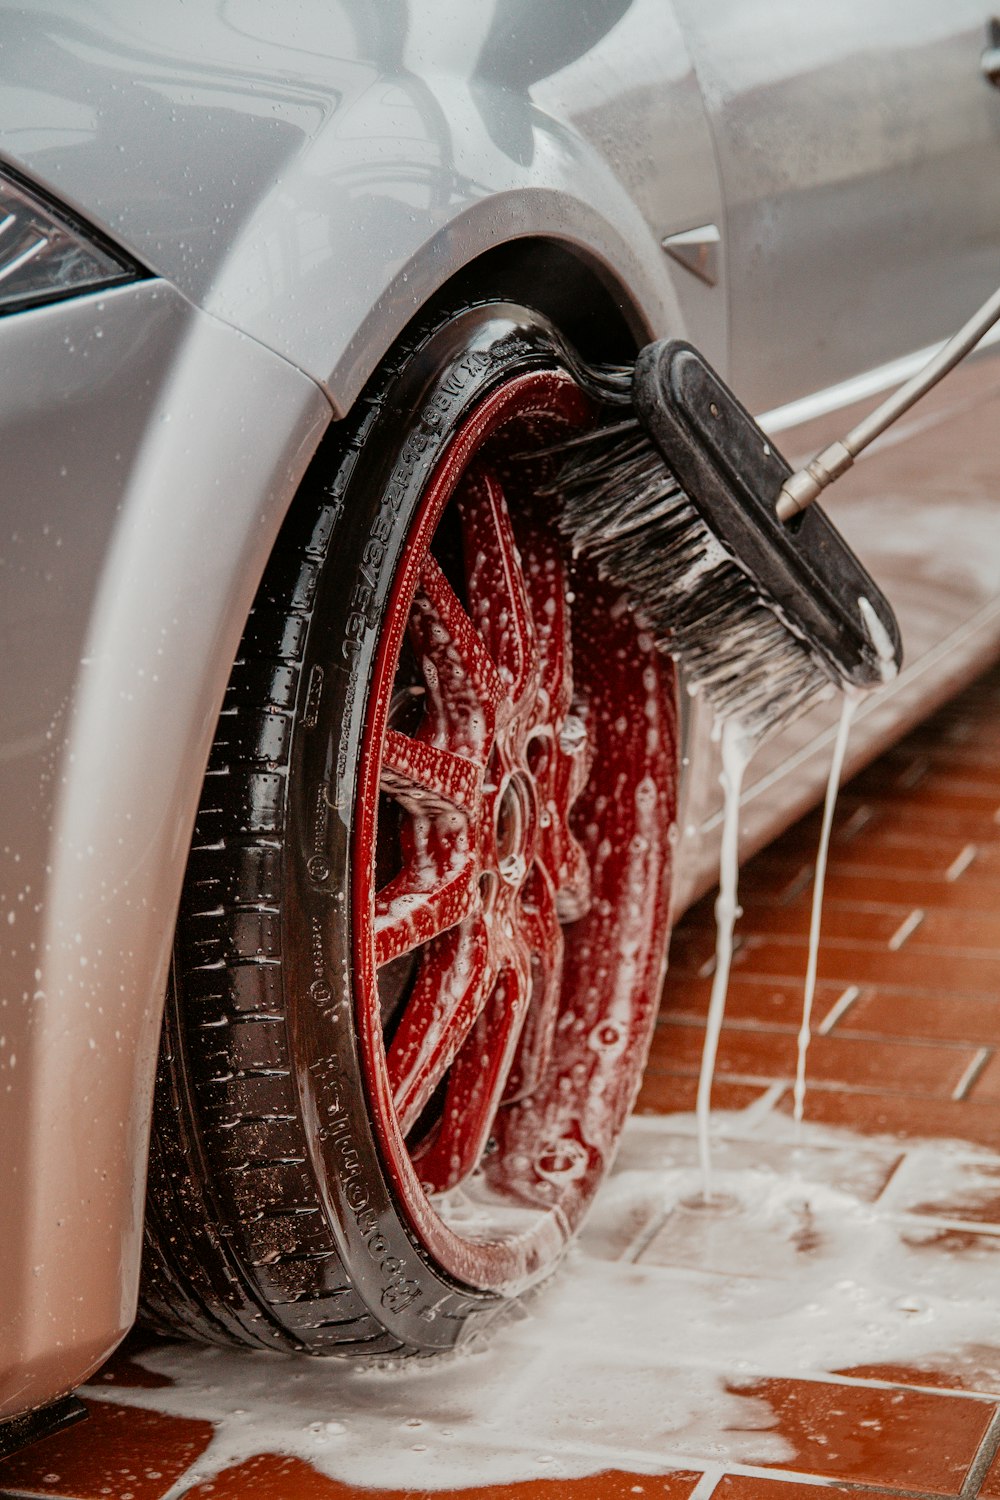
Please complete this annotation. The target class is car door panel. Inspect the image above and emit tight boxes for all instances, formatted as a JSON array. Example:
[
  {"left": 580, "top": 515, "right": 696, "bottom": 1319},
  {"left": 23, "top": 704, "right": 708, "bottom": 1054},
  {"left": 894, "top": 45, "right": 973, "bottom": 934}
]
[{"left": 669, "top": 0, "right": 1000, "bottom": 906}]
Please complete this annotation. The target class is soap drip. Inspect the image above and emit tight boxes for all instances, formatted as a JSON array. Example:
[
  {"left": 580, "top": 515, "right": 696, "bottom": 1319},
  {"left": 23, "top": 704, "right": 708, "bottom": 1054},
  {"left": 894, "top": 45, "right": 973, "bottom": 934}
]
[
  {"left": 793, "top": 691, "right": 859, "bottom": 1123},
  {"left": 696, "top": 717, "right": 755, "bottom": 1200}
]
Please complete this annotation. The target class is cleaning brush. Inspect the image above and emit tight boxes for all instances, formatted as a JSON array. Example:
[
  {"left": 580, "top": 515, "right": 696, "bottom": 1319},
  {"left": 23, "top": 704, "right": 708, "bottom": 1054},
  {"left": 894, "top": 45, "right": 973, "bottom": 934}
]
[{"left": 550, "top": 282, "right": 1000, "bottom": 741}]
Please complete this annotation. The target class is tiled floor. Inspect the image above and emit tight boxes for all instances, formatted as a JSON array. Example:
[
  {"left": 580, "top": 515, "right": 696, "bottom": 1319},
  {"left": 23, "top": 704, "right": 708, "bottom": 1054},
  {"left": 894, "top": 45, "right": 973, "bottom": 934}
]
[{"left": 7, "top": 662, "right": 1000, "bottom": 1499}]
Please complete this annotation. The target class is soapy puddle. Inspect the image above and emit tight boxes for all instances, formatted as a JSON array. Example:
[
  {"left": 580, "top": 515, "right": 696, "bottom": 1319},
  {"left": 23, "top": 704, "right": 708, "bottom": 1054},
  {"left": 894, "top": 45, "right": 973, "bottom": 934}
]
[{"left": 99, "top": 1111, "right": 1000, "bottom": 1493}]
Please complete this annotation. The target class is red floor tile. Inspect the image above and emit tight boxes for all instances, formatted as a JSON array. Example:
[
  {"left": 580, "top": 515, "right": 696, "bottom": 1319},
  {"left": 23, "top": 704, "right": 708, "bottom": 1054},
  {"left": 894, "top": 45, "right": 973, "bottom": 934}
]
[
  {"left": 840, "top": 1356, "right": 1000, "bottom": 1396},
  {"left": 810, "top": 869, "right": 1000, "bottom": 913},
  {"left": 0, "top": 1399, "right": 214, "bottom": 1500},
  {"left": 725, "top": 937, "right": 1000, "bottom": 998},
  {"left": 833, "top": 797, "right": 1000, "bottom": 842},
  {"left": 839, "top": 988, "right": 1000, "bottom": 1045},
  {"left": 746, "top": 832, "right": 961, "bottom": 879},
  {"left": 968, "top": 1055, "right": 1000, "bottom": 1103},
  {"left": 670, "top": 925, "right": 1000, "bottom": 998},
  {"left": 176, "top": 1454, "right": 702, "bottom": 1499},
  {"left": 910, "top": 907, "right": 1000, "bottom": 949},
  {"left": 723, "top": 1377, "right": 993, "bottom": 1492},
  {"left": 661, "top": 973, "right": 853, "bottom": 1030},
  {"left": 634, "top": 1072, "right": 766, "bottom": 1115},
  {"left": 712, "top": 1478, "right": 902, "bottom": 1500},
  {"left": 775, "top": 1087, "right": 1000, "bottom": 1151},
  {"left": 646, "top": 1021, "right": 980, "bottom": 1098},
  {"left": 844, "top": 783, "right": 1000, "bottom": 816},
  {"left": 759, "top": 906, "right": 907, "bottom": 946}
]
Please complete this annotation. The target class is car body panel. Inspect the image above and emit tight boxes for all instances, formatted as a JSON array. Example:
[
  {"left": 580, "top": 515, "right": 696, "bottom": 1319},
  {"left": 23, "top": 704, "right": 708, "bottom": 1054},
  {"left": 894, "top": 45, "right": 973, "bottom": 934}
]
[
  {"left": 0, "top": 0, "right": 726, "bottom": 406},
  {"left": 669, "top": 0, "right": 1000, "bottom": 908},
  {"left": 671, "top": 0, "right": 1000, "bottom": 408},
  {"left": 0, "top": 280, "right": 329, "bottom": 1418}
]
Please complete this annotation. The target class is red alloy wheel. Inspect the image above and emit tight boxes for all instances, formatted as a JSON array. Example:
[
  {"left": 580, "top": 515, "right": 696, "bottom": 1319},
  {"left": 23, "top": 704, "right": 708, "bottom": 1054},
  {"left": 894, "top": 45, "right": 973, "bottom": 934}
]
[
  {"left": 353, "top": 368, "right": 678, "bottom": 1291},
  {"left": 143, "top": 307, "right": 679, "bottom": 1353}
]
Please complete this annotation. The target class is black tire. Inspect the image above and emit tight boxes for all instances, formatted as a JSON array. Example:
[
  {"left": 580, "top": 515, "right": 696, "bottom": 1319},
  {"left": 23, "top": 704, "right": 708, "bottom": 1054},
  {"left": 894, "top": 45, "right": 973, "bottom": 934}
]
[{"left": 140, "top": 301, "right": 677, "bottom": 1357}]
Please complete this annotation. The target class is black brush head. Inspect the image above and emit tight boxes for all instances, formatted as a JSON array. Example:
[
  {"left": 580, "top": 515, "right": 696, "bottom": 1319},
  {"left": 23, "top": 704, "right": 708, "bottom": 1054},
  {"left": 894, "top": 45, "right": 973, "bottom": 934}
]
[
  {"left": 552, "top": 427, "right": 838, "bottom": 740},
  {"left": 632, "top": 340, "right": 902, "bottom": 689}
]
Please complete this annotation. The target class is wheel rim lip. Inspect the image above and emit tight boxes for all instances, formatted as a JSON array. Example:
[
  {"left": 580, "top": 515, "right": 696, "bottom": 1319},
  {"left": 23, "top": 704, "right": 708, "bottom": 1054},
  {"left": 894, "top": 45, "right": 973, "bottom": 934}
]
[
  {"left": 354, "top": 368, "right": 590, "bottom": 1290},
  {"left": 352, "top": 366, "right": 665, "bottom": 1293}
]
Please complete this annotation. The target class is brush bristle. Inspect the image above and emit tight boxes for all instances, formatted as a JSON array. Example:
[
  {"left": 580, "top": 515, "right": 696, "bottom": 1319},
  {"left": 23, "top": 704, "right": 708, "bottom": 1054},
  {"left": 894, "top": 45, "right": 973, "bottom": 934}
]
[{"left": 548, "top": 422, "right": 835, "bottom": 741}]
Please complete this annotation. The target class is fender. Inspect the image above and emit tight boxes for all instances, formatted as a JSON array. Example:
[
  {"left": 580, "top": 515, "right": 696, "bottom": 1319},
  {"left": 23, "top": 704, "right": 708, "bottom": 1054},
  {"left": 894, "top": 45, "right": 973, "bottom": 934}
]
[{"left": 0, "top": 0, "right": 727, "bottom": 402}]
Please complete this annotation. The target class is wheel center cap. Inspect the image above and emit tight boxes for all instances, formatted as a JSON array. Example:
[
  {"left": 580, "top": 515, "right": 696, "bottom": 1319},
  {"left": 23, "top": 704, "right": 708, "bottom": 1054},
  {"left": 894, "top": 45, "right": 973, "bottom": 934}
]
[{"left": 495, "top": 769, "right": 536, "bottom": 886}]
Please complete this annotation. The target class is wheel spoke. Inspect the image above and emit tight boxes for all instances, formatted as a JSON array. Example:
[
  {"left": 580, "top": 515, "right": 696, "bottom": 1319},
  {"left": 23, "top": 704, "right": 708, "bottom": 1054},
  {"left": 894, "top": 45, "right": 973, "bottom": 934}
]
[
  {"left": 411, "top": 555, "right": 504, "bottom": 758},
  {"left": 387, "top": 916, "right": 496, "bottom": 1136},
  {"left": 414, "top": 952, "right": 532, "bottom": 1193},
  {"left": 375, "top": 854, "right": 478, "bottom": 968},
  {"left": 504, "top": 863, "right": 565, "bottom": 1102},
  {"left": 458, "top": 468, "right": 537, "bottom": 702},
  {"left": 380, "top": 728, "right": 481, "bottom": 815}
]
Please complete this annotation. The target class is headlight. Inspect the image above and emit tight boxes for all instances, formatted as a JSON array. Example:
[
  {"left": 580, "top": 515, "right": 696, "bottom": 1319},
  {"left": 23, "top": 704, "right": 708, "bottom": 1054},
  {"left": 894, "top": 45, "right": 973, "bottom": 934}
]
[{"left": 0, "top": 165, "right": 140, "bottom": 316}]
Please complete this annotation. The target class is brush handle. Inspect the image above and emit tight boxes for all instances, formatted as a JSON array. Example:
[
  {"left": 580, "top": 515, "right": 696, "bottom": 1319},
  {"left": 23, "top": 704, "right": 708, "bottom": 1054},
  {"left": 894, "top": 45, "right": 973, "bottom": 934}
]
[{"left": 776, "top": 282, "right": 1000, "bottom": 521}]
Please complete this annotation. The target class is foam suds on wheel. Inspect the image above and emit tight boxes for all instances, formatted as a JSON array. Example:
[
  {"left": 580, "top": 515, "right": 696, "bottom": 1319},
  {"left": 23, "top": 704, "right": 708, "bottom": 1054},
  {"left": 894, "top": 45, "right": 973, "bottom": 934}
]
[{"left": 104, "top": 1110, "right": 1000, "bottom": 1489}]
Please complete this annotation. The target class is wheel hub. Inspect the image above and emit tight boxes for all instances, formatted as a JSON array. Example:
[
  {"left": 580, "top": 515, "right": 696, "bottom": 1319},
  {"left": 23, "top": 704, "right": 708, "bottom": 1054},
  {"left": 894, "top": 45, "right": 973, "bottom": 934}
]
[{"left": 494, "top": 769, "right": 536, "bottom": 886}]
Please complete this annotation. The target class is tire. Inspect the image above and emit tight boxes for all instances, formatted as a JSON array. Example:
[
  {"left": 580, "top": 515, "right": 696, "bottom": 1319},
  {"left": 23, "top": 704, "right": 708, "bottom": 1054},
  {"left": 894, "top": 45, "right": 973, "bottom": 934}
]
[{"left": 140, "top": 300, "right": 679, "bottom": 1357}]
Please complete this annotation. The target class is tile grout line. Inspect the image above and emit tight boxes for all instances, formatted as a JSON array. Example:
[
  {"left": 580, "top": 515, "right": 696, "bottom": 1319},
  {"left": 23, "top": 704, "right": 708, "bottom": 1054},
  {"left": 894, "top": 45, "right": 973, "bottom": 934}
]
[
  {"left": 685, "top": 1462, "right": 725, "bottom": 1500},
  {"left": 622, "top": 1209, "right": 669, "bottom": 1264},
  {"left": 952, "top": 1047, "right": 992, "bottom": 1101},
  {"left": 839, "top": 804, "right": 878, "bottom": 840},
  {"left": 888, "top": 909, "right": 925, "bottom": 950},
  {"left": 779, "top": 864, "right": 814, "bottom": 903},
  {"left": 947, "top": 844, "right": 979, "bottom": 881},
  {"left": 737, "top": 1079, "right": 786, "bottom": 1127},
  {"left": 817, "top": 984, "right": 862, "bottom": 1033},
  {"left": 890, "top": 1208, "right": 1000, "bottom": 1239},
  {"left": 682, "top": 1457, "right": 984, "bottom": 1498},
  {"left": 0, "top": 1491, "right": 81, "bottom": 1500},
  {"left": 960, "top": 1400, "right": 1000, "bottom": 1498},
  {"left": 896, "top": 754, "right": 932, "bottom": 790}
]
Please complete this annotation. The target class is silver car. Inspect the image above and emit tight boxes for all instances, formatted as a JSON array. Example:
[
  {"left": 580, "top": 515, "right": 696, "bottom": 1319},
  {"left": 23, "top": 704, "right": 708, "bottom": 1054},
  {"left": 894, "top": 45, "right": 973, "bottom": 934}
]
[{"left": 2, "top": 0, "right": 999, "bottom": 1443}]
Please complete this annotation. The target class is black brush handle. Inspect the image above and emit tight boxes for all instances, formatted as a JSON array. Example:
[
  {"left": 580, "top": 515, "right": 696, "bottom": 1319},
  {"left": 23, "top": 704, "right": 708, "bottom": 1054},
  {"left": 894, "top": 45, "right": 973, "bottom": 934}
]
[{"left": 632, "top": 340, "right": 902, "bottom": 690}]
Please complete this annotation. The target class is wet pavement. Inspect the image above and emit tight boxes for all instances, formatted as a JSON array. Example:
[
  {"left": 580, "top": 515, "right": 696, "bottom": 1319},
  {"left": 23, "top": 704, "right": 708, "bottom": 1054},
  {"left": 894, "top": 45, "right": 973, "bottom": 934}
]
[{"left": 6, "top": 660, "right": 1000, "bottom": 1499}]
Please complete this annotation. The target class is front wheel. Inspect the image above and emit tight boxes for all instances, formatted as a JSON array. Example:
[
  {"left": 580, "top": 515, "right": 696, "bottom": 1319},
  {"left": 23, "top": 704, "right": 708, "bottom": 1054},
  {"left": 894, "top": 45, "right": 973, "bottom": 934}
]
[{"left": 141, "top": 301, "right": 679, "bottom": 1356}]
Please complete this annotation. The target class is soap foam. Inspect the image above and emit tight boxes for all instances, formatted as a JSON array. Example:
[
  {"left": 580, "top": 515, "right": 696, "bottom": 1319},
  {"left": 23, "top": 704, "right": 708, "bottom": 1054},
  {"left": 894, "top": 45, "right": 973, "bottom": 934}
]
[{"left": 105, "top": 1111, "right": 1000, "bottom": 1493}]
